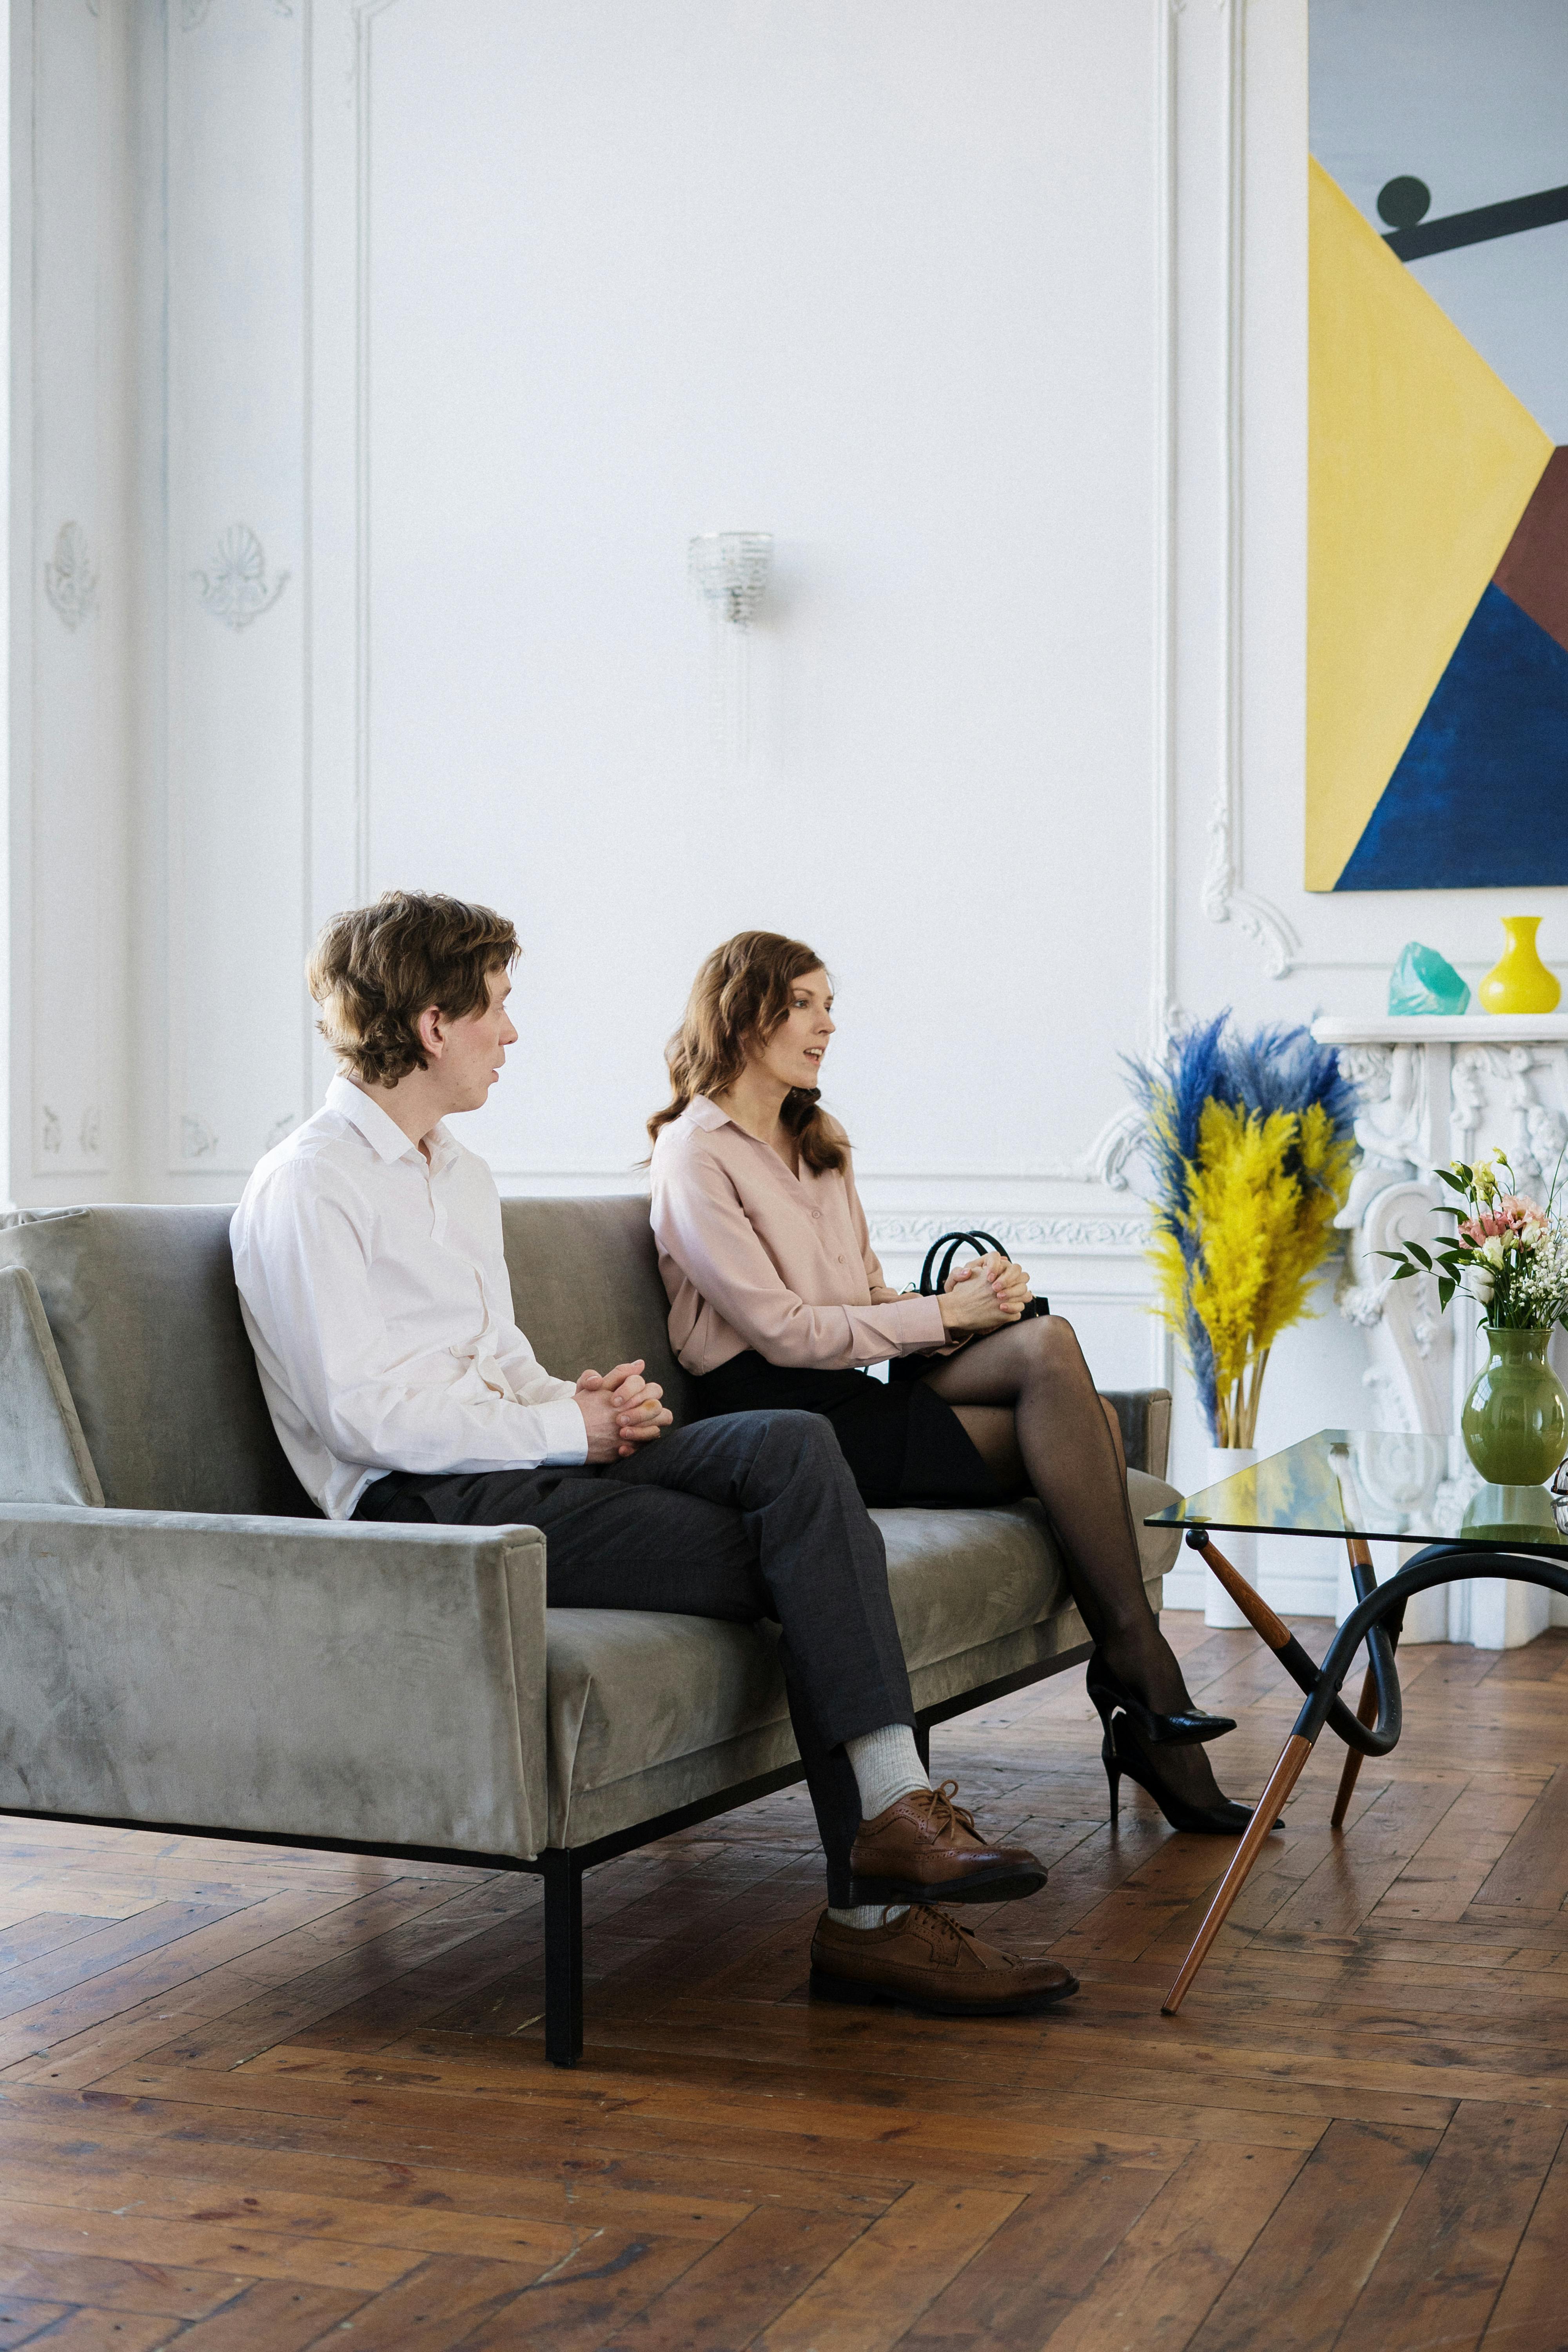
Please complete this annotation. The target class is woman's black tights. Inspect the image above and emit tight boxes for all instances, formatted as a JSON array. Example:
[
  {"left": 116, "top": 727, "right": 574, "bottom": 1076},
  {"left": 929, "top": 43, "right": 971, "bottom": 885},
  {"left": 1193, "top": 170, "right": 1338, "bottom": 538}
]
[{"left": 921, "top": 1316, "right": 1227, "bottom": 1808}]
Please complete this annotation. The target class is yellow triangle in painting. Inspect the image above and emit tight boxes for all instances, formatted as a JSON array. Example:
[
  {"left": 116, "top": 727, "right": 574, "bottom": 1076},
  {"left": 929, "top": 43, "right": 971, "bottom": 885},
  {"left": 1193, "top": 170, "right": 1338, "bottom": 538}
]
[{"left": 1307, "top": 159, "right": 1552, "bottom": 891}]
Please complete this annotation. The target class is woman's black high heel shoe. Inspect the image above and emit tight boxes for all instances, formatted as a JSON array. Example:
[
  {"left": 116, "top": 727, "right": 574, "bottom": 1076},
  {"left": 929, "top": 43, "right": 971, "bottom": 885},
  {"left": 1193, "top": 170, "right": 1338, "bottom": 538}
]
[
  {"left": 1102, "top": 1713, "right": 1254, "bottom": 1836},
  {"left": 1086, "top": 1653, "right": 1235, "bottom": 1749}
]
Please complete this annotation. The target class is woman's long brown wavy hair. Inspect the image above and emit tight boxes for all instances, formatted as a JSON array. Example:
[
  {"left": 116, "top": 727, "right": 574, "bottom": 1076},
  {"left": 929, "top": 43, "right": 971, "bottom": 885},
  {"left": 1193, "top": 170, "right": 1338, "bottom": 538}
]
[{"left": 647, "top": 931, "right": 846, "bottom": 1174}]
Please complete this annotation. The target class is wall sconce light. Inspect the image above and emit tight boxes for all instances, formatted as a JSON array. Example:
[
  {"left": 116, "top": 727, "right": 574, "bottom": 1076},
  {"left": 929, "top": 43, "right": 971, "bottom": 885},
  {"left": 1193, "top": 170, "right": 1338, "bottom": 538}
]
[
  {"left": 688, "top": 532, "right": 772, "bottom": 626},
  {"left": 689, "top": 532, "right": 773, "bottom": 764}
]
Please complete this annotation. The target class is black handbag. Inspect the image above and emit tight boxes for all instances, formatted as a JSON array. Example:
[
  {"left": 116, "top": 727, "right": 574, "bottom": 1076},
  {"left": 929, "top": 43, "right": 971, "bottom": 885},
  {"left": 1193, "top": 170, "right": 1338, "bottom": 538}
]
[{"left": 886, "top": 1229, "right": 1049, "bottom": 1382}]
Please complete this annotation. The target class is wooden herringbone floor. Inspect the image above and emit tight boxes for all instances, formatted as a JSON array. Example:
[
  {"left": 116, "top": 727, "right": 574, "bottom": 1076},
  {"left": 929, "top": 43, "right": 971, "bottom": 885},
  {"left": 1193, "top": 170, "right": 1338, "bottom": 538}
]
[{"left": 0, "top": 1612, "right": 1565, "bottom": 2349}]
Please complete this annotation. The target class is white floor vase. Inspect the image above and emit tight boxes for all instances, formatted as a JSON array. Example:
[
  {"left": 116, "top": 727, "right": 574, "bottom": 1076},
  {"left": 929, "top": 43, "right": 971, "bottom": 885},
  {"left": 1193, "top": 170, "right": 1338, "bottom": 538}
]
[{"left": 1202, "top": 1446, "right": 1258, "bottom": 1628}]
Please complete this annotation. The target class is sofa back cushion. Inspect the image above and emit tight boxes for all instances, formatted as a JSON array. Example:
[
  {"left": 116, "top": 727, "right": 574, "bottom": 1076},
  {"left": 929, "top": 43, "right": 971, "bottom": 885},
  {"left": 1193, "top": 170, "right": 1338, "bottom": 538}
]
[
  {"left": 0, "top": 1193, "right": 679, "bottom": 1517},
  {"left": 499, "top": 1196, "right": 691, "bottom": 1423},
  {"left": 0, "top": 1207, "right": 317, "bottom": 1516}
]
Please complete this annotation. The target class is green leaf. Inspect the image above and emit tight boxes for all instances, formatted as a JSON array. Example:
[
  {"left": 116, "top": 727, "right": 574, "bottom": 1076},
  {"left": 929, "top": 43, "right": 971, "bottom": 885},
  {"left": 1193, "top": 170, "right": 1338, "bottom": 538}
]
[
  {"left": 1437, "top": 1166, "right": 1468, "bottom": 1192},
  {"left": 1407, "top": 1242, "right": 1433, "bottom": 1270},
  {"left": 1391, "top": 1263, "right": 1415, "bottom": 1279},
  {"left": 1438, "top": 1276, "right": 1455, "bottom": 1308}
]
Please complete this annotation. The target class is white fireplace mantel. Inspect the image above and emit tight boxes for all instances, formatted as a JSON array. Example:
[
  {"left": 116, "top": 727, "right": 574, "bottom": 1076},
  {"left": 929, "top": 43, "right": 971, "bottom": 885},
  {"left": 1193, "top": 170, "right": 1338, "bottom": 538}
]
[{"left": 1313, "top": 1014, "right": 1568, "bottom": 1648}]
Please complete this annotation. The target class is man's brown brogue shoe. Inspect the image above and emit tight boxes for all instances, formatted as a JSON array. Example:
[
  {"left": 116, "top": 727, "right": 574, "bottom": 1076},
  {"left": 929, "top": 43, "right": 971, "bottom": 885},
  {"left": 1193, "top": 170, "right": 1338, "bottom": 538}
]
[
  {"left": 810, "top": 1903, "right": 1078, "bottom": 2018},
  {"left": 848, "top": 1780, "right": 1046, "bottom": 1904}
]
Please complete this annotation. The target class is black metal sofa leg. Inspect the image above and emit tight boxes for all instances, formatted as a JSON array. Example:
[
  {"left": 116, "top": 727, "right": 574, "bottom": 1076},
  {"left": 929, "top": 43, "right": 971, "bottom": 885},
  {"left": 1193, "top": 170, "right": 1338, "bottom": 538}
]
[{"left": 543, "top": 1849, "right": 584, "bottom": 2068}]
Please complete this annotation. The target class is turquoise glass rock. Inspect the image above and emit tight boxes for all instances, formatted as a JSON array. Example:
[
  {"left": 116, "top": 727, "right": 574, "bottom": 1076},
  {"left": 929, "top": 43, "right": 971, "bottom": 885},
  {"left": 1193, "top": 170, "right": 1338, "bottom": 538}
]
[{"left": 1388, "top": 940, "right": 1471, "bottom": 1016}]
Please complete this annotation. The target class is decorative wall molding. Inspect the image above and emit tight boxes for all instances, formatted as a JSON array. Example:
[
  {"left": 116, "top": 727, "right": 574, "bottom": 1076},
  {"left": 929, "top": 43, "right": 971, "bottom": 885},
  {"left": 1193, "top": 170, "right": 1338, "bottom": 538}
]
[
  {"left": 43, "top": 523, "right": 98, "bottom": 630},
  {"left": 1200, "top": 0, "right": 1299, "bottom": 984},
  {"left": 40, "top": 1108, "right": 60, "bottom": 1156},
  {"left": 330, "top": 0, "right": 1181, "bottom": 1189},
  {"left": 79, "top": 1107, "right": 100, "bottom": 1157},
  {"left": 193, "top": 525, "right": 289, "bottom": 629},
  {"left": 183, "top": 0, "right": 293, "bottom": 26},
  {"left": 1149, "top": 0, "right": 1180, "bottom": 1043},
  {"left": 1082, "top": 1106, "right": 1144, "bottom": 1191},
  {"left": 1201, "top": 801, "right": 1299, "bottom": 978},
  {"left": 866, "top": 1212, "right": 1148, "bottom": 1260},
  {"left": 180, "top": 1114, "right": 219, "bottom": 1158}
]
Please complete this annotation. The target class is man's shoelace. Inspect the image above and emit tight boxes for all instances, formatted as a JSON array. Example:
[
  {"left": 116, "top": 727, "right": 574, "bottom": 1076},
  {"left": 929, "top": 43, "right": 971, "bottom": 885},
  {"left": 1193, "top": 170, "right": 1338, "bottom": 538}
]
[
  {"left": 913, "top": 1779, "right": 980, "bottom": 1840},
  {"left": 907, "top": 1902, "right": 980, "bottom": 1954}
]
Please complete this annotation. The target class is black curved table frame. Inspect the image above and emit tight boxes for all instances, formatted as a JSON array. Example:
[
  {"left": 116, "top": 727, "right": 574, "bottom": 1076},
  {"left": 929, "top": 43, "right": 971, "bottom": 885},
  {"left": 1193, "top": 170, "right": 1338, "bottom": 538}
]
[{"left": 1162, "top": 1523, "right": 1568, "bottom": 2014}]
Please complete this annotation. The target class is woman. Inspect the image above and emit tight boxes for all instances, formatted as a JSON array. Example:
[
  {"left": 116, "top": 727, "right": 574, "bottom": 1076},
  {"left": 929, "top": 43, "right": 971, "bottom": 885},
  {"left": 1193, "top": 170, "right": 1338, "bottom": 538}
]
[{"left": 647, "top": 931, "right": 1247, "bottom": 1835}]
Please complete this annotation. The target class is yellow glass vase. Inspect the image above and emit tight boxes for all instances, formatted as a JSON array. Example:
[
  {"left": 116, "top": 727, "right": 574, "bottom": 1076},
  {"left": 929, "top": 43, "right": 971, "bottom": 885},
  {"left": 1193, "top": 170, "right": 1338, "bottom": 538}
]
[{"left": 1478, "top": 916, "right": 1561, "bottom": 1016}]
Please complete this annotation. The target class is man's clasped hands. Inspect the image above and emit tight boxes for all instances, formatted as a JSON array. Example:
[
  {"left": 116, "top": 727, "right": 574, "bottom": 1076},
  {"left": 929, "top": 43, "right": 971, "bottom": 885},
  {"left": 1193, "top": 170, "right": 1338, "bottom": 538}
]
[{"left": 574, "top": 1361, "right": 675, "bottom": 1461}]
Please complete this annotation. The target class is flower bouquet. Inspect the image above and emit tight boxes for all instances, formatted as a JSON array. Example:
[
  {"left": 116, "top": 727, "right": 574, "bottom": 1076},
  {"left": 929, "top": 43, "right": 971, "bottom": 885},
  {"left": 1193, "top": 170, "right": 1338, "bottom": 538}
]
[
  {"left": 1125, "top": 1014, "right": 1358, "bottom": 1449},
  {"left": 1379, "top": 1149, "right": 1568, "bottom": 1485}
]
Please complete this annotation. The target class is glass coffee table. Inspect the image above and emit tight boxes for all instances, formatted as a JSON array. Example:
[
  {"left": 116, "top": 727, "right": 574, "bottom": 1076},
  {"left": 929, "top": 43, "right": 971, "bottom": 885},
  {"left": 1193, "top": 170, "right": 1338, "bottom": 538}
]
[{"left": 1143, "top": 1428, "right": 1568, "bottom": 2014}]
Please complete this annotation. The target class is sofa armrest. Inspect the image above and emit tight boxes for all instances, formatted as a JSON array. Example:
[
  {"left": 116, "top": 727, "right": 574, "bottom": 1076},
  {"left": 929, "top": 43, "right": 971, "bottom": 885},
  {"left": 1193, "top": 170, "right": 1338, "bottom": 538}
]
[
  {"left": 1101, "top": 1388, "right": 1172, "bottom": 1481},
  {"left": 0, "top": 1504, "right": 547, "bottom": 1860},
  {"left": 0, "top": 1265, "right": 104, "bottom": 1505}
]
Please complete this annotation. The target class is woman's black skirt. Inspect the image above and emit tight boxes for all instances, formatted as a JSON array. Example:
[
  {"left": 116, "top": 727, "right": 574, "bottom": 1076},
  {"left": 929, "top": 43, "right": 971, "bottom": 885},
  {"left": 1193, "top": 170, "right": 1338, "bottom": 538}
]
[{"left": 688, "top": 1351, "right": 1003, "bottom": 1510}]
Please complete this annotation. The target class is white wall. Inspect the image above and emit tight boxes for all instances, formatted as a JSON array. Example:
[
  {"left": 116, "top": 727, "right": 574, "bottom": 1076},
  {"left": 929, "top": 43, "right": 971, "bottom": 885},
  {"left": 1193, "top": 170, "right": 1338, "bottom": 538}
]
[{"left": 14, "top": 0, "right": 1563, "bottom": 1618}]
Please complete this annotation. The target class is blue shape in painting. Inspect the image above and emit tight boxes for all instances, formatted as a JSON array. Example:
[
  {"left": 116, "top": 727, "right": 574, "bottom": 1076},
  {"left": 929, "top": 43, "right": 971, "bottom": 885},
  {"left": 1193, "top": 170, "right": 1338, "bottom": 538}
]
[{"left": 1338, "top": 584, "right": 1568, "bottom": 889}]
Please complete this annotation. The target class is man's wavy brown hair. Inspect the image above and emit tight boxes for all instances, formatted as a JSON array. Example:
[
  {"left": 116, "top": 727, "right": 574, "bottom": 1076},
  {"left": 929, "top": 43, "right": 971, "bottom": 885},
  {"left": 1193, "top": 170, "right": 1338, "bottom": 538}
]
[
  {"left": 308, "top": 891, "right": 519, "bottom": 1088},
  {"left": 647, "top": 930, "right": 845, "bottom": 1173}
]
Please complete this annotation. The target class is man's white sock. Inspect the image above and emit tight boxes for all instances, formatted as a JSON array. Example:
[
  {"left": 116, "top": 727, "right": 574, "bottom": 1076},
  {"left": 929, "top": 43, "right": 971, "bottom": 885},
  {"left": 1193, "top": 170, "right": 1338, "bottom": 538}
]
[
  {"left": 846, "top": 1722, "right": 930, "bottom": 1821},
  {"left": 828, "top": 1902, "right": 910, "bottom": 1931}
]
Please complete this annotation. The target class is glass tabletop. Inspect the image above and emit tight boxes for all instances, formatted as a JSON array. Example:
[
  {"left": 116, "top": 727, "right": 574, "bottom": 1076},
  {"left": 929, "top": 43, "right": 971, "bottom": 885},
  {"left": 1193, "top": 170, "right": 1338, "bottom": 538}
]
[{"left": 1145, "top": 1428, "right": 1568, "bottom": 1550}]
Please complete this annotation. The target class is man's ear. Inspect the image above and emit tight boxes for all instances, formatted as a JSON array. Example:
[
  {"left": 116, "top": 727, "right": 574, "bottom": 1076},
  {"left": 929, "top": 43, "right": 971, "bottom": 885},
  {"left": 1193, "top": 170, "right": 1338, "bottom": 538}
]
[{"left": 416, "top": 1004, "right": 445, "bottom": 1060}]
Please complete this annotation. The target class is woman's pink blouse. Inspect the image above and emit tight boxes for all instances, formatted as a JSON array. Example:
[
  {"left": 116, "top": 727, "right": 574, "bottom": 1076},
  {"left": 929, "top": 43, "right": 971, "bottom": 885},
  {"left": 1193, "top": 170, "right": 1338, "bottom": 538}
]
[{"left": 648, "top": 1096, "right": 948, "bottom": 1376}]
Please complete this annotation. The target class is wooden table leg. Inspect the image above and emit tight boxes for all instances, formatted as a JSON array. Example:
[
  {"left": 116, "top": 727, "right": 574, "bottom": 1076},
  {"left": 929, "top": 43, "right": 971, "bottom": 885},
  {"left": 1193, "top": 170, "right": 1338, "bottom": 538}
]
[
  {"left": 1162, "top": 1733, "right": 1314, "bottom": 2015},
  {"left": 1196, "top": 1535, "right": 1293, "bottom": 1650},
  {"left": 1330, "top": 1666, "right": 1379, "bottom": 1830}
]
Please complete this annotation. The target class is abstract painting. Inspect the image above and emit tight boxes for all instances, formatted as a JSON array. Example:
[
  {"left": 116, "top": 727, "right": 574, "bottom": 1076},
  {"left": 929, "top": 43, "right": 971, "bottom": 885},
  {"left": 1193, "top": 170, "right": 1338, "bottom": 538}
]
[{"left": 1308, "top": 0, "right": 1568, "bottom": 891}]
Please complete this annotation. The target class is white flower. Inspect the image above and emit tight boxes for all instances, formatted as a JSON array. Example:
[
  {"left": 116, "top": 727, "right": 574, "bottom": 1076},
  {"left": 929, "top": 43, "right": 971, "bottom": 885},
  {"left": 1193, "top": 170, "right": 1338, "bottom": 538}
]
[
  {"left": 1510, "top": 1215, "right": 1568, "bottom": 1325},
  {"left": 1470, "top": 1270, "right": 1495, "bottom": 1303},
  {"left": 1481, "top": 1235, "right": 1506, "bottom": 1267}
]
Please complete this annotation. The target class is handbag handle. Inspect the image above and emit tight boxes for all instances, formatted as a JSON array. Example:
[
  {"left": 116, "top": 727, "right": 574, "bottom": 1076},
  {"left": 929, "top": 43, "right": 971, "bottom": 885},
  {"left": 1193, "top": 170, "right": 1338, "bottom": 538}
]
[
  {"left": 916, "top": 1228, "right": 1012, "bottom": 1296},
  {"left": 888, "top": 1230, "right": 1048, "bottom": 1381}
]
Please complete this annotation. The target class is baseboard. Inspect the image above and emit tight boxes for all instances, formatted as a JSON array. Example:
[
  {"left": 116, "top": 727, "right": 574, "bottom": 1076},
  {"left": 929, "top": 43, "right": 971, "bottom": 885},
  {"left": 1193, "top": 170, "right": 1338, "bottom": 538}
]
[{"left": 1163, "top": 1564, "right": 1336, "bottom": 1620}]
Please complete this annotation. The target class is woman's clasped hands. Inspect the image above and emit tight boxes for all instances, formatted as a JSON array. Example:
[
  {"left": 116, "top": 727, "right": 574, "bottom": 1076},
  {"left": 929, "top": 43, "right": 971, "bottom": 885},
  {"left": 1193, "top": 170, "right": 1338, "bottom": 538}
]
[{"left": 937, "top": 1252, "right": 1033, "bottom": 1338}]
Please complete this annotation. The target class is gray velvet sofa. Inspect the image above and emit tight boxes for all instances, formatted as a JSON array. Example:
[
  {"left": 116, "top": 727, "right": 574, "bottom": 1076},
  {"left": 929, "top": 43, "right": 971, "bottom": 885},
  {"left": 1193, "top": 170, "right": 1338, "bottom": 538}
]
[{"left": 0, "top": 1198, "right": 1180, "bottom": 2063}]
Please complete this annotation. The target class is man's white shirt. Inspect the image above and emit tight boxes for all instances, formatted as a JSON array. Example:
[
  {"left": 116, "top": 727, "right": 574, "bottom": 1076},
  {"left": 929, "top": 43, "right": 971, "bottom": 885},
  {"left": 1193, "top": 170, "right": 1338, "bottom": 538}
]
[{"left": 230, "top": 1074, "right": 588, "bottom": 1518}]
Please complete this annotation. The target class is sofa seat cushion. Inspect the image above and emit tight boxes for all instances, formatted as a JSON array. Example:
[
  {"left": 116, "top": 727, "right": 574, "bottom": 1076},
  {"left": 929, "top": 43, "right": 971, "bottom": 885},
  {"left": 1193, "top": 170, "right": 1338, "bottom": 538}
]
[{"left": 545, "top": 1470, "right": 1182, "bottom": 1844}]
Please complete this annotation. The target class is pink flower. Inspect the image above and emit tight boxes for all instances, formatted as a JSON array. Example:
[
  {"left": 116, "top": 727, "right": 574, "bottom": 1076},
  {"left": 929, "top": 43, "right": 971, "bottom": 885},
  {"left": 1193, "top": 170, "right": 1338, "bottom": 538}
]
[{"left": 1460, "top": 1196, "right": 1546, "bottom": 1244}]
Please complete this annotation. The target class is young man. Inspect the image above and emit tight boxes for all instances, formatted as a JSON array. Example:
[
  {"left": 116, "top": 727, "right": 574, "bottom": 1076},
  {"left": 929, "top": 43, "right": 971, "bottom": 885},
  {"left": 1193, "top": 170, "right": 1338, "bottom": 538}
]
[{"left": 231, "top": 891, "right": 1073, "bottom": 2018}]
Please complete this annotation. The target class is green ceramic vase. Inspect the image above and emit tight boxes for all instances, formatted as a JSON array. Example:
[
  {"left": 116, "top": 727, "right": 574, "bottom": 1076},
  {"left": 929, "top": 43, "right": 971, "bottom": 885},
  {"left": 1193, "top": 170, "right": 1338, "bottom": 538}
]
[{"left": 1460, "top": 1327, "right": 1568, "bottom": 1486}]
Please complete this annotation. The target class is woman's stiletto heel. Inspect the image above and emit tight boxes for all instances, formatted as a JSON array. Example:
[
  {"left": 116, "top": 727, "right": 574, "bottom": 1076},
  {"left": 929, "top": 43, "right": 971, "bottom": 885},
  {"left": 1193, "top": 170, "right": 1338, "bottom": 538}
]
[
  {"left": 1101, "top": 1715, "right": 1254, "bottom": 1836},
  {"left": 1087, "top": 1653, "right": 1235, "bottom": 1749}
]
